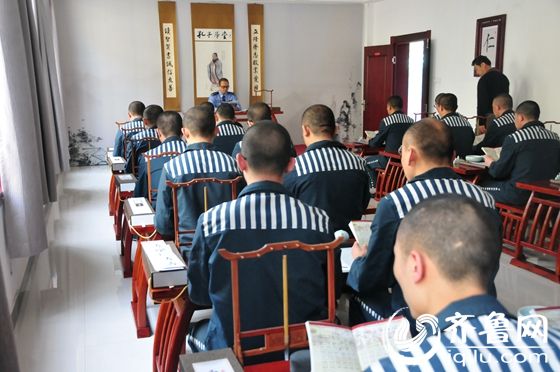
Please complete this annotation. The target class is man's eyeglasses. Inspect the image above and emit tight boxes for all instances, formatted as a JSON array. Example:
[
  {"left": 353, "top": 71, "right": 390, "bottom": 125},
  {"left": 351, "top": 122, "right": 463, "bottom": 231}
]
[{"left": 398, "top": 145, "right": 403, "bottom": 155}]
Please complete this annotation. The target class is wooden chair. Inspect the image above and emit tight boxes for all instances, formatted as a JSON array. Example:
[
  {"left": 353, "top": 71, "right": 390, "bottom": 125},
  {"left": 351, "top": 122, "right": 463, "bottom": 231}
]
[
  {"left": 495, "top": 202, "right": 525, "bottom": 256},
  {"left": 121, "top": 127, "right": 143, "bottom": 160},
  {"left": 126, "top": 135, "right": 161, "bottom": 176},
  {"left": 218, "top": 236, "right": 344, "bottom": 369},
  {"left": 510, "top": 194, "right": 560, "bottom": 282},
  {"left": 167, "top": 176, "right": 243, "bottom": 250},
  {"left": 144, "top": 151, "right": 183, "bottom": 206},
  {"left": 374, "top": 151, "right": 406, "bottom": 201}
]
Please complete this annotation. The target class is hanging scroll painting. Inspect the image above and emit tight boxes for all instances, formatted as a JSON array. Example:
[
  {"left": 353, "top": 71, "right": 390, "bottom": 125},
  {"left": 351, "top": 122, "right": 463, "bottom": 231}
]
[{"left": 194, "top": 29, "right": 234, "bottom": 98}]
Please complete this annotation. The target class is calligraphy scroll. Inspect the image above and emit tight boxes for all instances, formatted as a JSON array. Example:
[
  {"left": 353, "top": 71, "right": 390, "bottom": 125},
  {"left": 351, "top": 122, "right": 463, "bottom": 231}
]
[
  {"left": 191, "top": 4, "right": 235, "bottom": 104},
  {"left": 247, "top": 4, "right": 264, "bottom": 105},
  {"left": 158, "top": 2, "right": 181, "bottom": 111}
]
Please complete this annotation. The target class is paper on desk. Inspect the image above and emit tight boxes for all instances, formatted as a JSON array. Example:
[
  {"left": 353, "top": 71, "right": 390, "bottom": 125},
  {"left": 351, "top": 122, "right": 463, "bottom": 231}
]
[
  {"left": 193, "top": 358, "right": 235, "bottom": 372},
  {"left": 340, "top": 247, "right": 354, "bottom": 273},
  {"left": 142, "top": 241, "right": 186, "bottom": 272}
]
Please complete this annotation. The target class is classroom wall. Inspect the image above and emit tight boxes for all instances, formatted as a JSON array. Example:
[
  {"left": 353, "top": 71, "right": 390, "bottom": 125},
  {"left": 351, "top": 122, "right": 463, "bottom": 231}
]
[
  {"left": 53, "top": 0, "right": 364, "bottom": 165},
  {"left": 364, "top": 0, "right": 560, "bottom": 134}
]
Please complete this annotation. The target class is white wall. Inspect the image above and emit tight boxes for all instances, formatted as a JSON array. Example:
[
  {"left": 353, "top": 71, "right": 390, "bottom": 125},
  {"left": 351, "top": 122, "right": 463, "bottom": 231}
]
[
  {"left": 364, "top": 0, "right": 560, "bottom": 134},
  {"left": 54, "top": 0, "right": 364, "bottom": 164}
]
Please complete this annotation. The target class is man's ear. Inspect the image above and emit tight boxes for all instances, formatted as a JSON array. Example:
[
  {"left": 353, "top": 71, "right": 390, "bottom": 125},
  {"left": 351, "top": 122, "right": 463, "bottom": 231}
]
[
  {"left": 236, "top": 153, "right": 248, "bottom": 172},
  {"left": 181, "top": 127, "right": 190, "bottom": 141},
  {"left": 409, "top": 250, "right": 426, "bottom": 284},
  {"left": 156, "top": 128, "right": 164, "bottom": 141},
  {"left": 284, "top": 156, "right": 296, "bottom": 174},
  {"left": 408, "top": 147, "right": 417, "bottom": 166},
  {"left": 302, "top": 124, "right": 311, "bottom": 138}
]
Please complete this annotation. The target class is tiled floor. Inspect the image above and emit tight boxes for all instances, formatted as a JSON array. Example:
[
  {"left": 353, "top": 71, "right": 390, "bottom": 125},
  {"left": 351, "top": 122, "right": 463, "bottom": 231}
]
[{"left": 12, "top": 166, "right": 560, "bottom": 372}]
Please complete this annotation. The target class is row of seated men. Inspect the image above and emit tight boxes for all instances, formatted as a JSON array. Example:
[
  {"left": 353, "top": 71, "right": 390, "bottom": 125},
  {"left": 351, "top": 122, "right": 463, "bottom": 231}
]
[
  {"left": 111, "top": 101, "right": 560, "bottom": 368},
  {"left": 365, "top": 94, "right": 560, "bottom": 206}
]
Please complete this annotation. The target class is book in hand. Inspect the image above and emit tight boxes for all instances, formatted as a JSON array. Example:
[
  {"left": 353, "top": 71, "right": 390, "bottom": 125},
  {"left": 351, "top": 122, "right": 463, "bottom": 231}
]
[
  {"left": 114, "top": 174, "right": 137, "bottom": 192},
  {"left": 124, "top": 197, "right": 155, "bottom": 227},
  {"left": 108, "top": 155, "right": 126, "bottom": 172},
  {"left": 482, "top": 147, "right": 502, "bottom": 161},
  {"left": 348, "top": 220, "right": 372, "bottom": 246},
  {"left": 306, "top": 317, "right": 408, "bottom": 372},
  {"left": 142, "top": 240, "right": 187, "bottom": 288}
]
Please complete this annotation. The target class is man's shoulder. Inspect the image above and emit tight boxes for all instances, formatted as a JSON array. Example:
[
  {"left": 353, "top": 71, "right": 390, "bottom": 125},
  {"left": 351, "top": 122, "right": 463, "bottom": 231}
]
[
  {"left": 294, "top": 144, "right": 367, "bottom": 176},
  {"left": 200, "top": 192, "right": 330, "bottom": 236},
  {"left": 210, "top": 91, "right": 220, "bottom": 96},
  {"left": 387, "top": 177, "right": 494, "bottom": 218}
]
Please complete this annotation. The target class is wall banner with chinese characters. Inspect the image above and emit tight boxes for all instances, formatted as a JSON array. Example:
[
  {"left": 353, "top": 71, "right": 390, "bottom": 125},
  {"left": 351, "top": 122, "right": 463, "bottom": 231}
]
[
  {"left": 191, "top": 3, "right": 235, "bottom": 104},
  {"left": 158, "top": 1, "right": 181, "bottom": 111},
  {"left": 247, "top": 4, "right": 264, "bottom": 105}
]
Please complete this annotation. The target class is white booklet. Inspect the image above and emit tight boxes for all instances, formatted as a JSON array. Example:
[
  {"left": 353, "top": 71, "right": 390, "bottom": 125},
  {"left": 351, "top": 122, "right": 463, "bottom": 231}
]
[
  {"left": 482, "top": 147, "right": 502, "bottom": 161},
  {"left": 142, "top": 240, "right": 186, "bottom": 272},
  {"left": 348, "top": 220, "right": 372, "bottom": 246},
  {"left": 364, "top": 130, "right": 379, "bottom": 141},
  {"left": 306, "top": 317, "right": 408, "bottom": 372}
]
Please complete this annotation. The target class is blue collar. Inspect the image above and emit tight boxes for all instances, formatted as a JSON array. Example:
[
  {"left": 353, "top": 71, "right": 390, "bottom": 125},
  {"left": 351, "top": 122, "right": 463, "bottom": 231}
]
[
  {"left": 305, "top": 140, "right": 346, "bottom": 152},
  {"left": 162, "top": 136, "right": 182, "bottom": 144},
  {"left": 436, "top": 295, "right": 513, "bottom": 331},
  {"left": 217, "top": 120, "right": 241, "bottom": 127},
  {"left": 409, "top": 167, "right": 460, "bottom": 183},
  {"left": 442, "top": 112, "right": 460, "bottom": 119},
  {"left": 185, "top": 142, "right": 214, "bottom": 151},
  {"left": 521, "top": 120, "right": 544, "bottom": 130},
  {"left": 238, "top": 181, "right": 290, "bottom": 198}
]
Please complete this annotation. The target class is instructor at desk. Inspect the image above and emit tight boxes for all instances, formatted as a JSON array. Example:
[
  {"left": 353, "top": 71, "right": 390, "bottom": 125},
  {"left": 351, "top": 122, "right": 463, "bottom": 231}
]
[{"left": 208, "top": 78, "right": 241, "bottom": 111}]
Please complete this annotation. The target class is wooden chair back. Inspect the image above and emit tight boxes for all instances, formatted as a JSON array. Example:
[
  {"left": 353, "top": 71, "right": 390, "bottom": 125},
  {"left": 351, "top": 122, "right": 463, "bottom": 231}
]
[
  {"left": 218, "top": 236, "right": 344, "bottom": 365},
  {"left": 152, "top": 292, "right": 198, "bottom": 372},
  {"left": 144, "top": 151, "right": 182, "bottom": 205},
  {"left": 126, "top": 135, "right": 160, "bottom": 175},
  {"left": 512, "top": 194, "right": 560, "bottom": 282},
  {"left": 121, "top": 127, "right": 142, "bottom": 160},
  {"left": 374, "top": 151, "right": 406, "bottom": 200},
  {"left": 166, "top": 176, "right": 243, "bottom": 249}
]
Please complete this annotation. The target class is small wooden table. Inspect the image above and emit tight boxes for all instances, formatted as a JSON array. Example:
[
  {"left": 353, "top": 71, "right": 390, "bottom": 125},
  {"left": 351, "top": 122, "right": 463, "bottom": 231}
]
[
  {"left": 452, "top": 163, "right": 487, "bottom": 184},
  {"left": 343, "top": 142, "right": 381, "bottom": 157},
  {"left": 516, "top": 180, "right": 560, "bottom": 197}
]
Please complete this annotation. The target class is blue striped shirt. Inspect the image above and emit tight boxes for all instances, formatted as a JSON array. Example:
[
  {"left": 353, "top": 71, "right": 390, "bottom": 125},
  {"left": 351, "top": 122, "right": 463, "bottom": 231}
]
[{"left": 368, "top": 295, "right": 560, "bottom": 371}]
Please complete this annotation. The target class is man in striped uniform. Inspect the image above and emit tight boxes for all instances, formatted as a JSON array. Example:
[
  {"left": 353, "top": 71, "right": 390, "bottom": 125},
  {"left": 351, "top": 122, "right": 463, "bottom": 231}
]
[
  {"left": 481, "top": 100, "right": 560, "bottom": 206},
  {"left": 213, "top": 103, "right": 245, "bottom": 155},
  {"left": 347, "top": 119, "right": 498, "bottom": 324},
  {"left": 368, "top": 195, "right": 560, "bottom": 371},
  {"left": 472, "top": 93, "right": 516, "bottom": 155},
  {"left": 231, "top": 101, "right": 272, "bottom": 159},
  {"left": 133, "top": 111, "right": 186, "bottom": 202},
  {"left": 155, "top": 106, "right": 240, "bottom": 254},
  {"left": 112, "top": 101, "right": 145, "bottom": 157},
  {"left": 365, "top": 96, "right": 414, "bottom": 188},
  {"left": 284, "top": 104, "right": 370, "bottom": 233},
  {"left": 187, "top": 121, "right": 333, "bottom": 355},
  {"left": 124, "top": 104, "right": 162, "bottom": 173},
  {"left": 436, "top": 93, "right": 475, "bottom": 159}
]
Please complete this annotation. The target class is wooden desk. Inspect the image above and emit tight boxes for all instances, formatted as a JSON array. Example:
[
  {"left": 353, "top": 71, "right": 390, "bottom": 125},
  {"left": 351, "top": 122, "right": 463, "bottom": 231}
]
[
  {"left": 516, "top": 180, "right": 560, "bottom": 197},
  {"left": 452, "top": 163, "right": 487, "bottom": 184},
  {"left": 234, "top": 107, "right": 283, "bottom": 123},
  {"left": 113, "top": 190, "right": 133, "bottom": 240},
  {"left": 343, "top": 142, "right": 380, "bottom": 157}
]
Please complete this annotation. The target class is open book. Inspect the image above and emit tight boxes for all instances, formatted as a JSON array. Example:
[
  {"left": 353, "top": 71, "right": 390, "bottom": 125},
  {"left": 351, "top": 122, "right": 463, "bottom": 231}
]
[
  {"left": 364, "top": 130, "right": 379, "bottom": 141},
  {"left": 348, "top": 220, "right": 372, "bottom": 246},
  {"left": 482, "top": 147, "right": 502, "bottom": 161},
  {"left": 306, "top": 317, "right": 408, "bottom": 372}
]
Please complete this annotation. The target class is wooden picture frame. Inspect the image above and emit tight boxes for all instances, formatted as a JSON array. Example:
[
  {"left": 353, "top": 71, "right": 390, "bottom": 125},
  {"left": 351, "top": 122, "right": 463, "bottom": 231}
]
[
  {"left": 474, "top": 14, "right": 506, "bottom": 72},
  {"left": 179, "top": 348, "right": 243, "bottom": 372}
]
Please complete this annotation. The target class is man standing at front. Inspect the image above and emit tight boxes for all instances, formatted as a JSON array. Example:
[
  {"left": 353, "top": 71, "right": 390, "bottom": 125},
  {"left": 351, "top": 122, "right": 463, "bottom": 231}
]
[{"left": 472, "top": 55, "right": 509, "bottom": 128}]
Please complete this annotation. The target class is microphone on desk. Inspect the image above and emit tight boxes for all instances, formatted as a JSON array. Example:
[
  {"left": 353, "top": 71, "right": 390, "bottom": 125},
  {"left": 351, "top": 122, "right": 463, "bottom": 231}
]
[{"left": 334, "top": 230, "right": 350, "bottom": 243}]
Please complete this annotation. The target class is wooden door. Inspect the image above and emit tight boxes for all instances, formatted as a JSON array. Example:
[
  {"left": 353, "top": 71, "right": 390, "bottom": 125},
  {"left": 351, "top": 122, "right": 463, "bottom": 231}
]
[{"left": 363, "top": 45, "right": 393, "bottom": 132}]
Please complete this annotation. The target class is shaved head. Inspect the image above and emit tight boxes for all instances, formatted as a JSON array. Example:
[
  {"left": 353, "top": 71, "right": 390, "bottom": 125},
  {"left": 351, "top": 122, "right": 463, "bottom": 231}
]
[
  {"left": 184, "top": 105, "right": 216, "bottom": 137},
  {"left": 404, "top": 118, "right": 453, "bottom": 163},
  {"left": 396, "top": 195, "right": 501, "bottom": 287},
  {"left": 301, "top": 104, "right": 336, "bottom": 136},
  {"left": 241, "top": 120, "right": 292, "bottom": 175}
]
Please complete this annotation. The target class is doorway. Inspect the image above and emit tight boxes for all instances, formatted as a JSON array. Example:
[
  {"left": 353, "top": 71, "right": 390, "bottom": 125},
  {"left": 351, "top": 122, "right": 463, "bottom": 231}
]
[{"left": 363, "top": 31, "right": 431, "bottom": 132}]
